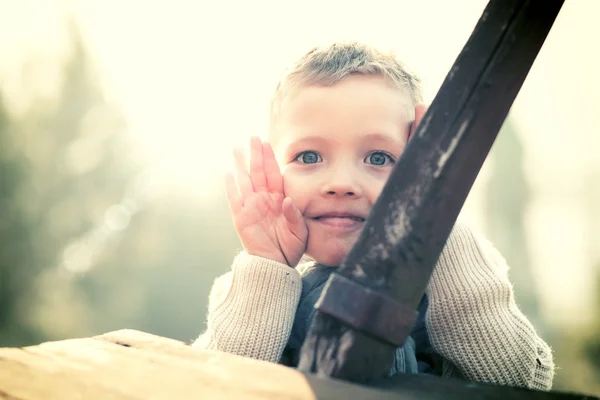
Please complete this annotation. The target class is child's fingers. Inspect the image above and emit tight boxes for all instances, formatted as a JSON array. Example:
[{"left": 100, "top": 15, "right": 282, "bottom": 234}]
[
  {"left": 233, "top": 146, "right": 253, "bottom": 196},
  {"left": 263, "top": 142, "right": 284, "bottom": 193},
  {"left": 415, "top": 104, "right": 427, "bottom": 125},
  {"left": 224, "top": 172, "right": 243, "bottom": 213},
  {"left": 409, "top": 104, "right": 428, "bottom": 139},
  {"left": 249, "top": 136, "right": 267, "bottom": 192}
]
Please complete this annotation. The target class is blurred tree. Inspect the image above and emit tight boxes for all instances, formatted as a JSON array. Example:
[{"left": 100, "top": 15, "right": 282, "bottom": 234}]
[
  {"left": 0, "top": 20, "right": 242, "bottom": 347},
  {"left": 89, "top": 191, "right": 240, "bottom": 342},
  {"left": 1, "top": 23, "right": 137, "bottom": 344},
  {"left": 584, "top": 261, "right": 600, "bottom": 386},
  {"left": 0, "top": 93, "right": 41, "bottom": 346}
]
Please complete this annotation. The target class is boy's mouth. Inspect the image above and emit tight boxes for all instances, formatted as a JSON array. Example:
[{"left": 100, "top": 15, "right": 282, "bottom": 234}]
[
  {"left": 312, "top": 213, "right": 366, "bottom": 229},
  {"left": 314, "top": 215, "right": 364, "bottom": 222}
]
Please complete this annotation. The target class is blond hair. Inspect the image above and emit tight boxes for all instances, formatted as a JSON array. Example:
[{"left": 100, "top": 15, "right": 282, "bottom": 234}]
[{"left": 269, "top": 41, "right": 423, "bottom": 136}]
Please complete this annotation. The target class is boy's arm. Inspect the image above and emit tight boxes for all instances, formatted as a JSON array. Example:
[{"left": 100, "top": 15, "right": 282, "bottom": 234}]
[
  {"left": 192, "top": 252, "right": 302, "bottom": 363},
  {"left": 425, "top": 222, "right": 555, "bottom": 390}
]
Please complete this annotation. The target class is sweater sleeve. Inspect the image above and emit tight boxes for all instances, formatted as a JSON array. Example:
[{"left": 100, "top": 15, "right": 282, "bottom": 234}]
[
  {"left": 192, "top": 252, "right": 302, "bottom": 363},
  {"left": 425, "top": 222, "right": 555, "bottom": 390}
]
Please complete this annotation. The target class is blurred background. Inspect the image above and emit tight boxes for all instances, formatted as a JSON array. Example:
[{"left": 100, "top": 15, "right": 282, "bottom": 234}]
[{"left": 0, "top": 0, "right": 598, "bottom": 395}]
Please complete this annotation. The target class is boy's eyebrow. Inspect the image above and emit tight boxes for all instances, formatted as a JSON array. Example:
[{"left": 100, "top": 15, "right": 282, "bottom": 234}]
[
  {"left": 280, "top": 135, "right": 329, "bottom": 151},
  {"left": 283, "top": 132, "right": 403, "bottom": 148},
  {"left": 361, "top": 132, "right": 405, "bottom": 145}
]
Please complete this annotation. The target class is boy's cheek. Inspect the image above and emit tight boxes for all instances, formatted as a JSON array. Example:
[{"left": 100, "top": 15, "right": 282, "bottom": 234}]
[
  {"left": 375, "top": 169, "right": 395, "bottom": 193},
  {"left": 281, "top": 171, "right": 314, "bottom": 204}
]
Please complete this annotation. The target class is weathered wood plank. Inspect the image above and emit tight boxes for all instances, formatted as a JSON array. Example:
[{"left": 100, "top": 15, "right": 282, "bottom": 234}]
[
  {"left": 26, "top": 338, "right": 316, "bottom": 399},
  {"left": 0, "top": 330, "right": 412, "bottom": 400},
  {"left": 97, "top": 329, "right": 195, "bottom": 357},
  {"left": 298, "top": 0, "right": 565, "bottom": 384},
  {"left": 1, "top": 330, "right": 596, "bottom": 399},
  {"left": 0, "top": 348, "right": 135, "bottom": 400}
]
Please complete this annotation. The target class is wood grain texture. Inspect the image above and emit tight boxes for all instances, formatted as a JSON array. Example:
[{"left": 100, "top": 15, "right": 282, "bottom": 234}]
[
  {"left": 0, "top": 330, "right": 595, "bottom": 399},
  {"left": 0, "top": 330, "right": 409, "bottom": 400}
]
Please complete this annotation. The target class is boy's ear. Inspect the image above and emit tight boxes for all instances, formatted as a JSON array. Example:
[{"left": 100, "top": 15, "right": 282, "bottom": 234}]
[{"left": 408, "top": 104, "right": 428, "bottom": 140}]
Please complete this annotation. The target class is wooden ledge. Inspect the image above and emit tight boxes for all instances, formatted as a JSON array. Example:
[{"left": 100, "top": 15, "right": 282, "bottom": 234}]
[{"left": 0, "top": 329, "right": 592, "bottom": 400}]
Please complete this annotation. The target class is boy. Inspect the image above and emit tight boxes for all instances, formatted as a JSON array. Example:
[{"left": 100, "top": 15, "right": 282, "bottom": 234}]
[{"left": 193, "top": 42, "right": 555, "bottom": 390}]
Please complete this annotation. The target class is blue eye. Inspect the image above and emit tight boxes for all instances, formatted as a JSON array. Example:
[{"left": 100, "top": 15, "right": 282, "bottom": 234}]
[
  {"left": 365, "top": 151, "right": 395, "bottom": 166},
  {"left": 295, "top": 151, "right": 322, "bottom": 164}
]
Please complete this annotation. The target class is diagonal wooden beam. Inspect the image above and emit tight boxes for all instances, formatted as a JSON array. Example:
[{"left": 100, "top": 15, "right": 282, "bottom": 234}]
[{"left": 297, "top": 0, "right": 564, "bottom": 383}]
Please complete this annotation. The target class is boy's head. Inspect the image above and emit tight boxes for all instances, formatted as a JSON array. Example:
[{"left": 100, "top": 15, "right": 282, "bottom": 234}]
[{"left": 270, "top": 42, "right": 423, "bottom": 266}]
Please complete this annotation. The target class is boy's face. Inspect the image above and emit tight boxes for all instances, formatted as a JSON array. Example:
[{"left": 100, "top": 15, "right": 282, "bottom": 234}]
[{"left": 273, "top": 75, "right": 412, "bottom": 266}]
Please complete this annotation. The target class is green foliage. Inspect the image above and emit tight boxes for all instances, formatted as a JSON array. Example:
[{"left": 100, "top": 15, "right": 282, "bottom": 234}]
[
  {"left": 0, "top": 93, "right": 40, "bottom": 346},
  {"left": 0, "top": 27, "right": 135, "bottom": 345},
  {"left": 584, "top": 263, "right": 600, "bottom": 379}
]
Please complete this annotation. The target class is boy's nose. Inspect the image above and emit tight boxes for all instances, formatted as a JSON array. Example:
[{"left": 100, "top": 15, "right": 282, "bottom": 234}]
[
  {"left": 326, "top": 188, "right": 355, "bottom": 196},
  {"left": 321, "top": 176, "right": 362, "bottom": 198}
]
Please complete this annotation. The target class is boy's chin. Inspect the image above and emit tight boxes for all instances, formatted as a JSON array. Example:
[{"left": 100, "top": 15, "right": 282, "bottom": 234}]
[{"left": 304, "top": 240, "right": 354, "bottom": 267}]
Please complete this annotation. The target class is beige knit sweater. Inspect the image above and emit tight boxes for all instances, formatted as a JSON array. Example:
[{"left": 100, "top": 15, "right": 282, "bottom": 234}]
[{"left": 193, "top": 222, "right": 555, "bottom": 390}]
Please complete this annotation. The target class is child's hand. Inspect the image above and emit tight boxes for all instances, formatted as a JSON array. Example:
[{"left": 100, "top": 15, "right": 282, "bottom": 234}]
[
  {"left": 225, "top": 136, "right": 308, "bottom": 267},
  {"left": 409, "top": 104, "right": 428, "bottom": 139}
]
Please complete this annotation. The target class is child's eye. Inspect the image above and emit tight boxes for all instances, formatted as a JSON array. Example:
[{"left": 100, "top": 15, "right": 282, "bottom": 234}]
[
  {"left": 294, "top": 151, "right": 322, "bottom": 164},
  {"left": 365, "top": 151, "right": 395, "bottom": 166}
]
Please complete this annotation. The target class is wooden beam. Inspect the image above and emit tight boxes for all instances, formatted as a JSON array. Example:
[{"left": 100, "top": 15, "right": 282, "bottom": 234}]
[
  {"left": 297, "top": 0, "right": 564, "bottom": 383},
  {"left": 0, "top": 330, "right": 591, "bottom": 399}
]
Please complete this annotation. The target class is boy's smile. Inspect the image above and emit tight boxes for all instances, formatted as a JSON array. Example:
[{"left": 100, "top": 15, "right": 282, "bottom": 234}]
[
  {"left": 273, "top": 75, "right": 412, "bottom": 266},
  {"left": 309, "top": 209, "right": 366, "bottom": 231}
]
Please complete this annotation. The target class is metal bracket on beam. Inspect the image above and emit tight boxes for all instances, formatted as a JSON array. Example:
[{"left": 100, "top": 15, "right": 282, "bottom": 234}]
[{"left": 315, "top": 273, "right": 418, "bottom": 347}]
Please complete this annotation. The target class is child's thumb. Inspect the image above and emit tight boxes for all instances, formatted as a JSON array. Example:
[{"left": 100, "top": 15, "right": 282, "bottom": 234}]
[{"left": 282, "top": 197, "right": 305, "bottom": 234}]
